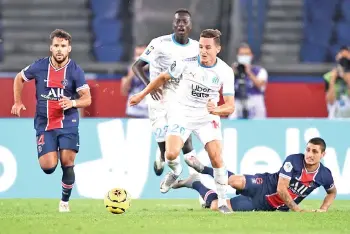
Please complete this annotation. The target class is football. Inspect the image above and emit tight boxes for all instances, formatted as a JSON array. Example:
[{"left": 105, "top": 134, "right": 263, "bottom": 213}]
[{"left": 104, "top": 188, "right": 131, "bottom": 214}]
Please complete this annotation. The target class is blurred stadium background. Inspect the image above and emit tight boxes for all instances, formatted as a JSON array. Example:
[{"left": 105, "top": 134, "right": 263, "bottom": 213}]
[{"left": 0, "top": 0, "right": 349, "bottom": 204}]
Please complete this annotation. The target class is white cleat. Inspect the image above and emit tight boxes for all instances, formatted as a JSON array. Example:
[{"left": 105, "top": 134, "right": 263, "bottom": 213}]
[
  {"left": 160, "top": 171, "right": 180, "bottom": 193},
  {"left": 59, "top": 201, "right": 70, "bottom": 212}
]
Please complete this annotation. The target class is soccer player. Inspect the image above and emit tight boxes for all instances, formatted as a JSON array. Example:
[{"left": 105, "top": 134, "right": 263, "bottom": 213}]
[
  {"left": 130, "top": 29, "right": 235, "bottom": 213},
  {"left": 132, "top": 9, "right": 199, "bottom": 176},
  {"left": 11, "top": 29, "right": 91, "bottom": 212},
  {"left": 174, "top": 137, "right": 337, "bottom": 212}
]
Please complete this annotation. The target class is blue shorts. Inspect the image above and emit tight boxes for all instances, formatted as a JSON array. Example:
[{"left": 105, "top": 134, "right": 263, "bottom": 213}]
[
  {"left": 36, "top": 127, "right": 80, "bottom": 157},
  {"left": 231, "top": 174, "right": 276, "bottom": 211}
]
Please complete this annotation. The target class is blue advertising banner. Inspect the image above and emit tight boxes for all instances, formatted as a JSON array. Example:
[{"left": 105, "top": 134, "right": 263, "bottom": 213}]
[{"left": 0, "top": 118, "right": 349, "bottom": 199}]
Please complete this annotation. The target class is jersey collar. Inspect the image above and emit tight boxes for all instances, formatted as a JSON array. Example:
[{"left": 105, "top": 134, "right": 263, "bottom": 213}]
[
  {"left": 171, "top": 34, "right": 190, "bottom": 47},
  {"left": 197, "top": 55, "right": 217, "bottom": 68}
]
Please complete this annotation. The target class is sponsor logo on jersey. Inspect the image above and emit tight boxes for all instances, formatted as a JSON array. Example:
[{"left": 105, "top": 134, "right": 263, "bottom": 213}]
[
  {"left": 191, "top": 84, "right": 213, "bottom": 98},
  {"left": 40, "top": 88, "right": 71, "bottom": 101},
  {"left": 145, "top": 46, "right": 154, "bottom": 55},
  {"left": 183, "top": 56, "right": 198, "bottom": 62}
]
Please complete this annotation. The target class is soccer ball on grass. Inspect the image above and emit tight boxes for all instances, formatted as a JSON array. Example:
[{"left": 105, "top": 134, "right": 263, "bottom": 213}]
[{"left": 104, "top": 188, "right": 131, "bottom": 214}]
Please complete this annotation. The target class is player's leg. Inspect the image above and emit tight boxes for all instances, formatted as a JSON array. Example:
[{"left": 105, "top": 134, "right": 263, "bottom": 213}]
[
  {"left": 195, "top": 120, "right": 231, "bottom": 213},
  {"left": 36, "top": 131, "right": 59, "bottom": 174},
  {"left": 57, "top": 127, "right": 80, "bottom": 212},
  {"left": 172, "top": 174, "right": 232, "bottom": 211},
  {"left": 181, "top": 135, "right": 197, "bottom": 173},
  {"left": 150, "top": 107, "right": 168, "bottom": 176},
  {"left": 160, "top": 124, "right": 191, "bottom": 193}
]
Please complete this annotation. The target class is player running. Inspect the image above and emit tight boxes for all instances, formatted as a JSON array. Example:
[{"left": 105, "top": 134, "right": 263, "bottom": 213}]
[
  {"left": 132, "top": 9, "right": 199, "bottom": 176},
  {"left": 11, "top": 29, "right": 91, "bottom": 212},
  {"left": 174, "top": 137, "right": 337, "bottom": 212},
  {"left": 130, "top": 29, "right": 235, "bottom": 213}
]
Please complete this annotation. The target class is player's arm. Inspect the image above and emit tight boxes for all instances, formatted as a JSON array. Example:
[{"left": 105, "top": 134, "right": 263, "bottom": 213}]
[
  {"left": 276, "top": 177, "right": 302, "bottom": 212},
  {"left": 209, "top": 68, "right": 235, "bottom": 116},
  {"left": 132, "top": 60, "right": 149, "bottom": 86},
  {"left": 317, "top": 186, "right": 337, "bottom": 212},
  {"left": 11, "top": 63, "right": 37, "bottom": 116},
  {"left": 75, "top": 88, "right": 91, "bottom": 108},
  {"left": 120, "top": 67, "right": 135, "bottom": 96}
]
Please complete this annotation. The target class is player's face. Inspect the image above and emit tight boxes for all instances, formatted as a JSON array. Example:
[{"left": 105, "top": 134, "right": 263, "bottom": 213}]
[
  {"left": 50, "top": 37, "right": 71, "bottom": 64},
  {"left": 173, "top": 13, "right": 192, "bottom": 37},
  {"left": 199, "top": 37, "right": 221, "bottom": 65},
  {"left": 304, "top": 143, "right": 325, "bottom": 165}
]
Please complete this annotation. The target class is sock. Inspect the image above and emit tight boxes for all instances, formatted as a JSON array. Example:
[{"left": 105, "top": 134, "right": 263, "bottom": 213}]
[
  {"left": 183, "top": 150, "right": 197, "bottom": 174},
  {"left": 61, "top": 165, "right": 75, "bottom": 202},
  {"left": 157, "top": 142, "right": 166, "bottom": 161},
  {"left": 202, "top": 166, "right": 234, "bottom": 178},
  {"left": 213, "top": 167, "right": 228, "bottom": 207},
  {"left": 193, "top": 181, "right": 218, "bottom": 208},
  {"left": 166, "top": 156, "right": 182, "bottom": 176}
]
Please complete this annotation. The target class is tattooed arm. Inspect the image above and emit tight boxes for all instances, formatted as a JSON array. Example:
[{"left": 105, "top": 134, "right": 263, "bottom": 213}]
[{"left": 277, "top": 177, "right": 302, "bottom": 212}]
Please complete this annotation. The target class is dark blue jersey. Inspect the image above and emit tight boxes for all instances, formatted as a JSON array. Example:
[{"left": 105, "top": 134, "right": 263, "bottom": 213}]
[{"left": 21, "top": 57, "right": 89, "bottom": 131}]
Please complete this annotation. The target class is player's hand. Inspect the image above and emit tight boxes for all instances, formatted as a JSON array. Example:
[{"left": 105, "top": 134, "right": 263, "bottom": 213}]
[
  {"left": 151, "top": 89, "right": 162, "bottom": 101},
  {"left": 207, "top": 99, "right": 216, "bottom": 114},
  {"left": 129, "top": 93, "right": 144, "bottom": 106},
  {"left": 59, "top": 96, "right": 73, "bottom": 110},
  {"left": 11, "top": 103, "right": 26, "bottom": 117}
]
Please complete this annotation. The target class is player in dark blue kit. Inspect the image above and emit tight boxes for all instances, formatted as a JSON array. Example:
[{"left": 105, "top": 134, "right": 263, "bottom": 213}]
[
  {"left": 11, "top": 29, "right": 92, "bottom": 212},
  {"left": 174, "top": 137, "right": 337, "bottom": 212}
]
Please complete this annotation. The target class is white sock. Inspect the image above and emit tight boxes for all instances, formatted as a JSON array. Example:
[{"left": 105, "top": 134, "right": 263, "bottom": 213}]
[
  {"left": 183, "top": 150, "right": 197, "bottom": 175},
  {"left": 166, "top": 156, "right": 182, "bottom": 176},
  {"left": 213, "top": 167, "right": 228, "bottom": 207}
]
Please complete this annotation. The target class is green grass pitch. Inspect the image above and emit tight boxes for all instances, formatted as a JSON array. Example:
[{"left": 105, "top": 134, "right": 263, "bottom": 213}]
[{"left": 0, "top": 199, "right": 349, "bottom": 234}]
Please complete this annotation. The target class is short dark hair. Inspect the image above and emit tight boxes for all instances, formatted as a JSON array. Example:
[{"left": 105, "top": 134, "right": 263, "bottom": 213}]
[
  {"left": 50, "top": 29, "right": 72, "bottom": 44},
  {"left": 175, "top": 8, "right": 191, "bottom": 17},
  {"left": 237, "top": 42, "right": 252, "bottom": 52},
  {"left": 200, "top": 29, "right": 222, "bottom": 46},
  {"left": 308, "top": 137, "right": 326, "bottom": 152}
]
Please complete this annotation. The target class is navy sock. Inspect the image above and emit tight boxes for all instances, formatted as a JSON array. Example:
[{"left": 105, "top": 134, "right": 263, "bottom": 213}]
[
  {"left": 61, "top": 165, "right": 75, "bottom": 202},
  {"left": 192, "top": 181, "right": 218, "bottom": 208},
  {"left": 202, "top": 166, "right": 234, "bottom": 178}
]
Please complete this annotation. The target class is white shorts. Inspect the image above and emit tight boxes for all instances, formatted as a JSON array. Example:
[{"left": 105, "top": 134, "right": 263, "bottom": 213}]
[{"left": 167, "top": 116, "right": 222, "bottom": 146}]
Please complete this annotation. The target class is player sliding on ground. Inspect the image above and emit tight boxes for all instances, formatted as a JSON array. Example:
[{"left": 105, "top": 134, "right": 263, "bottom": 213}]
[
  {"left": 173, "top": 137, "right": 337, "bottom": 212},
  {"left": 130, "top": 29, "right": 235, "bottom": 214}
]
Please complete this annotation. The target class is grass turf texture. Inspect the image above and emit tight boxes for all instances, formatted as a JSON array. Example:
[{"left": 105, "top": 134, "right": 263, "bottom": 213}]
[{"left": 0, "top": 199, "right": 349, "bottom": 234}]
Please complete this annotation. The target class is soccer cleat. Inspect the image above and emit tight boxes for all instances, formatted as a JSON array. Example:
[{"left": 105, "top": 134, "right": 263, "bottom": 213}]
[
  {"left": 160, "top": 171, "right": 180, "bottom": 193},
  {"left": 172, "top": 174, "right": 201, "bottom": 189},
  {"left": 59, "top": 201, "right": 70, "bottom": 212},
  {"left": 184, "top": 155, "right": 204, "bottom": 173},
  {"left": 153, "top": 151, "right": 165, "bottom": 176},
  {"left": 218, "top": 205, "right": 232, "bottom": 214}
]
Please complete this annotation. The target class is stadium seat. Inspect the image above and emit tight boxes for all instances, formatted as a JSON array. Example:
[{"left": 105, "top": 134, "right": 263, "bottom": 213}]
[
  {"left": 341, "top": 0, "right": 350, "bottom": 22},
  {"left": 90, "top": 0, "right": 121, "bottom": 18},
  {"left": 300, "top": 42, "right": 328, "bottom": 63},
  {"left": 335, "top": 21, "right": 350, "bottom": 46},
  {"left": 303, "top": 21, "right": 333, "bottom": 46},
  {"left": 93, "top": 44, "right": 123, "bottom": 62},
  {"left": 304, "top": 0, "right": 338, "bottom": 22},
  {"left": 92, "top": 19, "right": 122, "bottom": 44}
]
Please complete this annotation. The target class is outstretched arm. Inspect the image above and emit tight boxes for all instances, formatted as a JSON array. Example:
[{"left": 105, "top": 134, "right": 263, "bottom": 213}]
[{"left": 317, "top": 186, "right": 337, "bottom": 212}]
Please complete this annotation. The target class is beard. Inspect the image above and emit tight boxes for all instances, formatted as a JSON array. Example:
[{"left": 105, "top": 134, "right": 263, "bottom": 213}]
[{"left": 52, "top": 54, "right": 68, "bottom": 65}]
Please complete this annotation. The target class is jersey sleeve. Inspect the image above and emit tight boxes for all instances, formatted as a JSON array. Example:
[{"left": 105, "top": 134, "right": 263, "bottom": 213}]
[
  {"left": 75, "top": 66, "right": 89, "bottom": 92},
  {"left": 279, "top": 155, "right": 295, "bottom": 180},
  {"left": 222, "top": 67, "right": 235, "bottom": 96},
  {"left": 139, "top": 39, "right": 158, "bottom": 64},
  {"left": 167, "top": 59, "right": 186, "bottom": 79},
  {"left": 21, "top": 61, "right": 40, "bottom": 82},
  {"left": 323, "top": 168, "right": 335, "bottom": 191}
]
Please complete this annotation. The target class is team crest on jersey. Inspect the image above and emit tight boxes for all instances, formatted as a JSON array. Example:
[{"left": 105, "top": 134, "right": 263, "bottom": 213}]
[
  {"left": 145, "top": 46, "right": 154, "bottom": 55},
  {"left": 283, "top": 162, "right": 293, "bottom": 172},
  {"left": 212, "top": 76, "right": 219, "bottom": 84},
  {"left": 61, "top": 78, "right": 68, "bottom": 87}
]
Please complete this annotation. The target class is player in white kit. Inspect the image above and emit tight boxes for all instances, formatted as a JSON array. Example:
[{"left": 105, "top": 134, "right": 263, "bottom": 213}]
[
  {"left": 132, "top": 9, "right": 199, "bottom": 176},
  {"left": 130, "top": 29, "right": 235, "bottom": 214}
]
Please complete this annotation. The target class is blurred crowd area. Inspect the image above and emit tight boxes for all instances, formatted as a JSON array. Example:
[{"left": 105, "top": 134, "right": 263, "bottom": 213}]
[{"left": 0, "top": 0, "right": 349, "bottom": 119}]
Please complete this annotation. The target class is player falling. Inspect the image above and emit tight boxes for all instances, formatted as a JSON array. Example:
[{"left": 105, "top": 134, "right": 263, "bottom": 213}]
[
  {"left": 130, "top": 29, "right": 235, "bottom": 213},
  {"left": 132, "top": 9, "right": 199, "bottom": 176},
  {"left": 175, "top": 137, "right": 337, "bottom": 212},
  {"left": 11, "top": 29, "right": 91, "bottom": 212}
]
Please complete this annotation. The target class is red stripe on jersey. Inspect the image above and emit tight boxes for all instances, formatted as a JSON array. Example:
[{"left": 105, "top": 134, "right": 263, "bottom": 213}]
[
  {"left": 47, "top": 64, "right": 66, "bottom": 88},
  {"left": 266, "top": 189, "right": 298, "bottom": 208},
  {"left": 46, "top": 100, "right": 64, "bottom": 130},
  {"left": 298, "top": 169, "right": 317, "bottom": 187}
]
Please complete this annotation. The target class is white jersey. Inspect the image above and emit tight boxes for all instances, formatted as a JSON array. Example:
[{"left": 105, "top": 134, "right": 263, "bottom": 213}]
[
  {"left": 167, "top": 57, "right": 235, "bottom": 128},
  {"left": 139, "top": 34, "right": 199, "bottom": 104}
]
